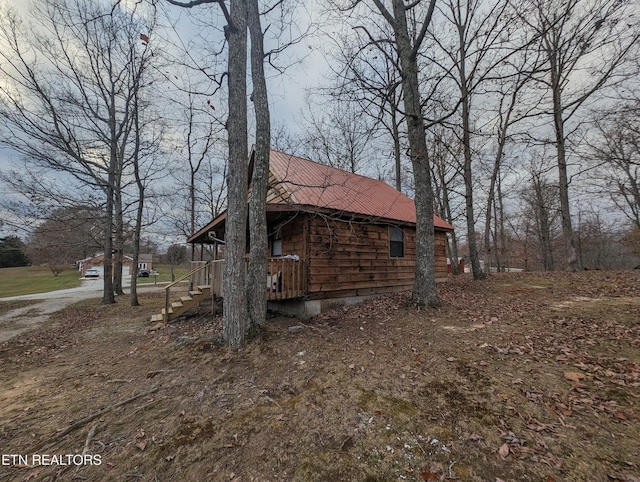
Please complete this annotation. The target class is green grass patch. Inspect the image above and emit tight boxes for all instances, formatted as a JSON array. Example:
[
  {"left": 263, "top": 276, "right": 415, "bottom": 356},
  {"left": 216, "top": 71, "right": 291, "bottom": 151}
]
[
  {"left": 0, "top": 263, "right": 192, "bottom": 296},
  {"left": 0, "top": 265, "right": 81, "bottom": 298},
  {"left": 135, "top": 263, "right": 190, "bottom": 285}
]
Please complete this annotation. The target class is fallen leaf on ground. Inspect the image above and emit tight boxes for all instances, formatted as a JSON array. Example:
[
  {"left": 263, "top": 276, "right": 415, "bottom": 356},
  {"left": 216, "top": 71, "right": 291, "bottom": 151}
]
[
  {"left": 498, "top": 443, "right": 510, "bottom": 459},
  {"left": 420, "top": 470, "right": 439, "bottom": 481},
  {"left": 564, "top": 371, "right": 587, "bottom": 382}
]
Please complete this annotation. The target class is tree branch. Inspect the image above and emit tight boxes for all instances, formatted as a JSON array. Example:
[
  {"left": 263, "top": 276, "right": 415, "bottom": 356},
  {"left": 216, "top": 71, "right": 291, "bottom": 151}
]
[
  {"left": 411, "top": 0, "right": 437, "bottom": 58},
  {"left": 165, "top": 0, "right": 233, "bottom": 29}
]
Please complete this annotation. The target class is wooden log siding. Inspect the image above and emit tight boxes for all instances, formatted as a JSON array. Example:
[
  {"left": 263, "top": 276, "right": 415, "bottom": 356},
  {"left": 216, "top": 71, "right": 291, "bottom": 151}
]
[
  {"left": 196, "top": 213, "right": 448, "bottom": 303},
  {"left": 269, "top": 214, "right": 306, "bottom": 255},
  {"left": 306, "top": 216, "right": 448, "bottom": 300}
]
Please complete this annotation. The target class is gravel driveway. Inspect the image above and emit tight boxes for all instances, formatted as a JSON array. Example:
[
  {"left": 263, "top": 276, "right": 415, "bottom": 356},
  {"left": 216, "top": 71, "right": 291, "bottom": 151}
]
[{"left": 0, "top": 278, "right": 163, "bottom": 342}]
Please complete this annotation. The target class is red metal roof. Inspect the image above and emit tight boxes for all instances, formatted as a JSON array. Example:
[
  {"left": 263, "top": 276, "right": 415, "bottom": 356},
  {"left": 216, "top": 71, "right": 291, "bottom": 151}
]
[{"left": 268, "top": 149, "right": 454, "bottom": 231}]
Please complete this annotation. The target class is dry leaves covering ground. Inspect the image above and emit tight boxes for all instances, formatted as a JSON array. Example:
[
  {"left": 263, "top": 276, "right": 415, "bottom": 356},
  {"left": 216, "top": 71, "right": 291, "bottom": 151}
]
[{"left": 0, "top": 271, "right": 639, "bottom": 482}]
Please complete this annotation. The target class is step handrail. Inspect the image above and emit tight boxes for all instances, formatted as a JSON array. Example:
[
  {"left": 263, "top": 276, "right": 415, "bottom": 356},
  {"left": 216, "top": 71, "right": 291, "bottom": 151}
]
[
  {"left": 165, "top": 261, "right": 210, "bottom": 291},
  {"left": 164, "top": 260, "right": 222, "bottom": 322}
]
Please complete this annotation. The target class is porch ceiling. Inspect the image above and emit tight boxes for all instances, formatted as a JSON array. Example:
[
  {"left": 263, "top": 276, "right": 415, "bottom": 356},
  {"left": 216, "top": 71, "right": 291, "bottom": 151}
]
[{"left": 187, "top": 208, "right": 296, "bottom": 245}]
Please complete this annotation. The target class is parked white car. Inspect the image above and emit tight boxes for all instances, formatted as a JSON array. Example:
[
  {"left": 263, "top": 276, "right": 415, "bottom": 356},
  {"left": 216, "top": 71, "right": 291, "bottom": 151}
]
[{"left": 84, "top": 269, "right": 100, "bottom": 278}]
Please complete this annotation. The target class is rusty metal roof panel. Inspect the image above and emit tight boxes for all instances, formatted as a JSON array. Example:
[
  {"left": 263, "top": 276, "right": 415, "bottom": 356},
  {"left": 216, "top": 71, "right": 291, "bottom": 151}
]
[{"left": 268, "top": 149, "right": 453, "bottom": 230}]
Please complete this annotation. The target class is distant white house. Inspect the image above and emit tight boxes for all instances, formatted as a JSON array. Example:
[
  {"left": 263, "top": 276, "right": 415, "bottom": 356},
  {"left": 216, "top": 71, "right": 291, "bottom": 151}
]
[{"left": 78, "top": 253, "right": 153, "bottom": 277}]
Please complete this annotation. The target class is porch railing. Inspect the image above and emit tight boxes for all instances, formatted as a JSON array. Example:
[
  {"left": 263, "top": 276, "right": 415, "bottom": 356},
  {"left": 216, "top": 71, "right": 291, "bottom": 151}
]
[
  {"left": 265, "top": 257, "right": 305, "bottom": 300},
  {"left": 189, "top": 257, "right": 306, "bottom": 302}
]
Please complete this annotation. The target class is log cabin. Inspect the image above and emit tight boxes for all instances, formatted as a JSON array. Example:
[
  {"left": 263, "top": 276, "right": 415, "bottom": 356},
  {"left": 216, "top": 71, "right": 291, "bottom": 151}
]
[{"left": 184, "top": 149, "right": 454, "bottom": 318}]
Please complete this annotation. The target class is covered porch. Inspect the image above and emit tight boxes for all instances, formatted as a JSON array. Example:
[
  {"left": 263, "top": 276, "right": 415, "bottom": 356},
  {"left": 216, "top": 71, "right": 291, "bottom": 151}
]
[
  {"left": 186, "top": 207, "right": 308, "bottom": 302},
  {"left": 189, "top": 256, "right": 307, "bottom": 301},
  {"left": 151, "top": 257, "right": 307, "bottom": 323}
]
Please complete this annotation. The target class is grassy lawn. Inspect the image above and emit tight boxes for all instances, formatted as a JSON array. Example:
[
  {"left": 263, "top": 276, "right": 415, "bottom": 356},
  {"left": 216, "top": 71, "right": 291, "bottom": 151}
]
[
  {"left": 135, "top": 263, "right": 189, "bottom": 285},
  {"left": 0, "top": 264, "right": 191, "bottom": 298},
  {"left": 0, "top": 265, "right": 81, "bottom": 298}
]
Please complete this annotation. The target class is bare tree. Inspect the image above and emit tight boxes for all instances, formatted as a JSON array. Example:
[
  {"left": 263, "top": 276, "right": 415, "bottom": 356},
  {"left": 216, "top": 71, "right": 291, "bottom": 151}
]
[
  {"left": 166, "top": 243, "right": 188, "bottom": 281},
  {"left": 375, "top": 0, "right": 440, "bottom": 305},
  {"left": 26, "top": 206, "right": 104, "bottom": 273},
  {"left": 130, "top": 92, "right": 146, "bottom": 306},
  {"left": 330, "top": 0, "right": 440, "bottom": 305},
  {"left": 520, "top": 155, "right": 560, "bottom": 271},
  {"left": 246, "top": 0, "right": 271, "bottom": 329},
  {"left": 200, "top": 156, "right": 228, "bottom": 219},
  {"left": 0, "top": 0, "right": 158, "bottom": 304},
  {"left": 481, "top": 52, "right": 541, "bottom": 273},
  {"left": 220, "top": 0, "right": 249, "bottom": 346},
  {"left": 176, "top": 91, "right": 224, "bottom": 236},
  {"left": 167, "top": 0, "right": 250, "bottom": 347},
  {"left": 430, "top": 0, "right": 533, "bottom": 279},
  {"left": 574, "top": 209, "right": 628, "bottom": 270},
  {"left": 149, "top": 2, "right": 230, "bottom": 243},
  {"left": 322, "top": 30, "right": 407, "bottom": 189},
  {"left": 167, "top": 0, "right": 306, "bottom": 343},
  {"left": 522, "top": 0, "right": 640, "bottom": 271},
  {"left": 430, "top": 129, "right": 464, "bottom": 274},
  {"left": 128, "top": 48, "right": 167, "bottom": 306},
  {"left": 300, "top": 96, "right": 377, "bottom": 174},
  {"left": 589, "top": 107, "right": 640, "bottom": 230},
  {"left": 246, "top": 0, "right": 309, "bottom": 330}
]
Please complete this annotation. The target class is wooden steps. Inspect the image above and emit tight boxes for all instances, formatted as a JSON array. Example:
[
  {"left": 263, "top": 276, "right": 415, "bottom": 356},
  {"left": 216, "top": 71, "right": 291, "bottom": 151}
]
[{"left": 150, "top": 285, "right": 211, "bottom": 323}]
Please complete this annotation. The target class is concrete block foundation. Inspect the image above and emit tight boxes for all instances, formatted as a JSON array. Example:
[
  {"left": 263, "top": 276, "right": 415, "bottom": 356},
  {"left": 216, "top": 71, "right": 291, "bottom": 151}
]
[{"left": 268, "top": 294, "right": 379, "bottom": 319}]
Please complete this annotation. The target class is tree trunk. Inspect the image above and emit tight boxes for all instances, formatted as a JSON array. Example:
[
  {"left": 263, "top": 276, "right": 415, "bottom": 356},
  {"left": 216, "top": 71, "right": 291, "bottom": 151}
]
[
  {"left": 102, "top": 173, "right": 115, "bottom": 305},
  {"left": 190, "top": 168, "right": 197, "bottom": 234},
  {"left": 533, "top": 175, "right": 554, "bottom": 271},
  {"left": 387, "top": 0, "right": 439, "bottom": 306},
  {"left": 113, "top": 188, "right": 124, "bottom": 295},
  {"left": 102, "top": 92, "right": 118, "bottom": 305},
  {"left": 246, "top": 0, "right": 270, "bottom": 329},
  {"left": 552, "top": 86, "right": 581, "bottom": 271},
  {"left": 130, "top": 208, "right": 142, "bottom": 307},
  {"left": 391, "top": 99, "right": 402, "bottom": 192},
  {"left": 130, "top": 87, "right": 144, "bottom": 307},
  {"left": 448, "top": 231, "right": 461, "bottom": 275},
  {"left": 222, "top": 0, "right": 249, "bottom": 347},
  {"left": 433, "top": 136, "right": 460, "bottom": 275},
  {"left": 497, "top": 174, "right": 507, "bottom": 271},
  {"left": 456, "top": 16, "right": 484, "bottom": 280},
  {"left": 483, "top": 123, "right": 510, "bottom": 275}
]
